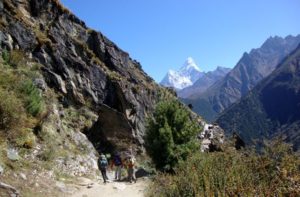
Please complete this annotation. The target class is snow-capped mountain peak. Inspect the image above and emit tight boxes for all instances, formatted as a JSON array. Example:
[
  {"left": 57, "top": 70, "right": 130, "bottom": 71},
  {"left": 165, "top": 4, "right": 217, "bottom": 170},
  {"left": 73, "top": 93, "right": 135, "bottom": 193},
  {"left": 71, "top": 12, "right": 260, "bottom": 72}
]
[
  {"left": 160, "top": 57, "right": 203, "bottom": 89},
  {"left": 180, "top": 57, "right": 201, "bottom": 72}
]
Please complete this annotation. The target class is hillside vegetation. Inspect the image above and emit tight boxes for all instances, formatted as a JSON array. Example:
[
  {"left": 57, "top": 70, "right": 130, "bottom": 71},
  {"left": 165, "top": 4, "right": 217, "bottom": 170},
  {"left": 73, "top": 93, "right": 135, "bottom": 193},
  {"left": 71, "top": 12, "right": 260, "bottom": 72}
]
[
  {"left": 145, "top": 90, "right": 300, "bottom": 196},
  {"left": 0, "top": 50, "right": 43, "bottom": 149},
  {"left": 0, "top": 0, "right": 193, "bottom": 195},
  {"left": 147, "top": 139, "right": 300, "bottom": 196},
  {"left": 145, "top": 91, "right": 202, "bottom": 171}
]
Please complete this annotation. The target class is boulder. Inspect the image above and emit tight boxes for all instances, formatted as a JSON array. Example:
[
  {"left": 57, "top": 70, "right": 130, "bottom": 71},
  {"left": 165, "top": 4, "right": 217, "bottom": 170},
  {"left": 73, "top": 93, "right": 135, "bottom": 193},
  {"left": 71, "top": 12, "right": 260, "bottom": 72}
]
[
  {"left": 135, "top": 168, "right": 151, "bottom": 178},
  {"left": 200, "top": 124, "right": 225, "bottom": 152},
  {"left": 7, "top": 148, "right": 19, "bottom": 161}
]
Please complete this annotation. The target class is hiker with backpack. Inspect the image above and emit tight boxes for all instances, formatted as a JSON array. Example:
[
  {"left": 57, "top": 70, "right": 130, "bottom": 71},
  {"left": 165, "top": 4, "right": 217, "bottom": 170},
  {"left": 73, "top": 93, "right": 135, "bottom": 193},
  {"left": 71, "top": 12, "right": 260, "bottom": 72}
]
[
  {"left": 111, "top": 152, "right": 123, "bottom": 181},
  {"left": 126, "top": 156, "right": 136, "bottom": 183},
  {"left": 98, "top": 153, "right": 109, "bottom": 183}
]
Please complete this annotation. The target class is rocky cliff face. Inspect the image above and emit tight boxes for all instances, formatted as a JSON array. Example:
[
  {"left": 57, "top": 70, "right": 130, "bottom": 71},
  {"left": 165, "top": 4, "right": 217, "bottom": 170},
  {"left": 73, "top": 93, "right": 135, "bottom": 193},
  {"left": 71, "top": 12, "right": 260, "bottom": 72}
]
[
  {"left": 184, "top": 35, "right": 300, "bottom": 121},
  {"left": 217, "top": 44, "right": 300, "bottom": 150},
  {"left": 0, "top": 1, "right": 164, "bottom": 192},
  {"left": 0, "top": 0, "right": 160, "bottom": 151},
  {"left": 0, "top": 0, "right": 208, "bottom": 195}
]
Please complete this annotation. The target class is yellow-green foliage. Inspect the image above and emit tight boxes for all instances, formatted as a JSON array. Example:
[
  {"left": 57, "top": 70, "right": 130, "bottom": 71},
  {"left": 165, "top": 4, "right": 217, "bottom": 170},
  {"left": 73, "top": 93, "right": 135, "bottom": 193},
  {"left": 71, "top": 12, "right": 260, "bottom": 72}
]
[
  {"left": 0, "top": 51, "right": 44, "bottom": 117},
  {"left": 108, "top": 70, "right": 122, "bottom": 81},
  {"left": 0, "top": 88, "right": 25, "bottom": 132},
  {"left": 35, "top": 30, "right": 52, "bottom": 47},
  {"left": 148, "top": 140, "right": 300, "bottom": 196},
  {"left": 63, "top": 106, "right": 96, "bottom": 131},
  {"left": 7, "top": 50, "right": 26, "bottom": 67},
  {"left": 3, "top": 0, "right": 25, "bottom": 23},
  {"left": 0, "top": 51, "right": 43, "bottom": 147},
  {"left": 0, "top": 87, "right": 36, "bottom": 147}
]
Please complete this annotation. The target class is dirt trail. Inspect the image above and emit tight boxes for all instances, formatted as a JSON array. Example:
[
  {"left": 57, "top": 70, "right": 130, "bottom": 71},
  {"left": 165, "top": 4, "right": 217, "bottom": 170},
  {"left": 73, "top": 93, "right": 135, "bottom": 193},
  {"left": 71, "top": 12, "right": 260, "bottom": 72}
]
[{"left": 68, "top": 171, "right": 150, "bottom": 197}]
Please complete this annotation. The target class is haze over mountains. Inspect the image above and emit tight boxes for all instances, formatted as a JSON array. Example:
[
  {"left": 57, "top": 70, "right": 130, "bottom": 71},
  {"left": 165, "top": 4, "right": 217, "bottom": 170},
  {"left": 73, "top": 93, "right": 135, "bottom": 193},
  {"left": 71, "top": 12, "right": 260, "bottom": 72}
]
[
  {"left": 217, "top": 44, "right": 300, "bottom": 150},
  {"left": 183, "top": 35, "right": 300, "bottom": 121}
]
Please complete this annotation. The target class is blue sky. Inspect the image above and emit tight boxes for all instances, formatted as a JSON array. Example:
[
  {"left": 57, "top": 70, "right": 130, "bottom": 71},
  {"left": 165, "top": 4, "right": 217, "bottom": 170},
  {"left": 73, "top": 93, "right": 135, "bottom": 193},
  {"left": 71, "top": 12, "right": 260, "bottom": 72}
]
[{"left": 61, "top": 0, "right": 300, "bottom": 82}]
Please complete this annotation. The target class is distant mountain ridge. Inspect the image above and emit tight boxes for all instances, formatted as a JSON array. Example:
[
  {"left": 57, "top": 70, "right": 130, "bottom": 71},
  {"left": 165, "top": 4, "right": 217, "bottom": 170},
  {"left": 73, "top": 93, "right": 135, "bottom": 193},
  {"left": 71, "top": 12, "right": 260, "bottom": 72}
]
[
  {"left": 178, "top": 66, "right": 231, "bottom": 98},
  {"left": 160, "top": 57, "right": 203, "bottom": 89},
  {"left": 216, "top": 44, "right": 300, "bottom": 150},
  {"left": 184, "top": 35, "right": 300, "bottom": 121}
]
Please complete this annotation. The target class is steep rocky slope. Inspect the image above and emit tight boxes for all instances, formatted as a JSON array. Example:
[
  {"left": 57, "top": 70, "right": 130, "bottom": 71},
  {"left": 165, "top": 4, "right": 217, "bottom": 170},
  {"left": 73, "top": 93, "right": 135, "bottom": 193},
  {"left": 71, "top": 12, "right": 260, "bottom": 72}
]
[
  {"left": 217, "top": 44, "right": 300, "bottom": 150},
  {"left": 1, "top": 0, "right": 160, "bottom": 151},
  {"left": 184, "top": 35, "right": 300, "bottom": 121},
  {"left": 0, "top": 0, "right": 165, "bottom": 195}
]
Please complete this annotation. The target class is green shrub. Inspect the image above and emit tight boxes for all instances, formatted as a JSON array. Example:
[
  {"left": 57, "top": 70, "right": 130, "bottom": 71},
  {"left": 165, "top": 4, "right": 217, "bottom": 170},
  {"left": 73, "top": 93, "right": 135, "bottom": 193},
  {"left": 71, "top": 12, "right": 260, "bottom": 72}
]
[
  {"left": 0, "top": 52, "right": 43, "bottom": 149},
  {"left": 148, "top": 140, "right": 300, "bottom": 196},
  {"left": 19, "top": 80, "right": 44, "bottom": 117},
  {"left": 2, "top": 49, "right": 9, "bottom": 63},
  {"left": 145, "top": 99, "right": 201, "bottom": 171},
  {"left": 39, "top": 144, "right": 57, "bottom": 162}
]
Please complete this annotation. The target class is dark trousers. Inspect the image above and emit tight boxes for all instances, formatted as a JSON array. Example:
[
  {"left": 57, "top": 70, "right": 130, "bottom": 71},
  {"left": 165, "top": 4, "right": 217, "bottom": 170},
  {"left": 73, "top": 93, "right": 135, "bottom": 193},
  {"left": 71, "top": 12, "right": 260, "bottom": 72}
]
[{"left": 100, "top": 168, "right": 108, "bottom": 183}]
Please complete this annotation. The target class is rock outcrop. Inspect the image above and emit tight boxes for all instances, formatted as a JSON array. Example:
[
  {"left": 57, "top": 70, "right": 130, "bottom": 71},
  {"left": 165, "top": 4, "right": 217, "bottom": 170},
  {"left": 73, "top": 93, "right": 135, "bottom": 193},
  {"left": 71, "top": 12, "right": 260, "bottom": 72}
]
[
  {"left": 198, "top": 123, "right": 224, "bottom": 152},
  {"left": 0, "top": 0, "right": 206, "bottom": 195},
  {"left": 0, "top": 0, "right": 160, "bottom": 154}
]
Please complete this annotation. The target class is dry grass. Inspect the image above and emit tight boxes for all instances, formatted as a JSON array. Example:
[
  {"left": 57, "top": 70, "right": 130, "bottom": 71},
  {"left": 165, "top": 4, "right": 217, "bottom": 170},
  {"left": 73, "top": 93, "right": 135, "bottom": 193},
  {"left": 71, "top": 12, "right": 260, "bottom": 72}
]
[
  {"left": 0, "top": 51, "right": 43, "bottom": 147},
  {"left": 108, "top": 71, "right": 122, "bottom": 81},
  {"left": 35, "top": 30, "right": 52, "bottom": 47},
  {"left": 148, "top": 140, "right": 300, "bottom": 196},
  {"left": 86, "top": 28, "right": 97, "bottom": 34},
  {"left": 0, "top": 17, "right": 8, "bottom": 28},
  {"left": 72, "top": 37, "right": 106, "bottom": 69},
  {"left": 51, "top": 0, "right": 71, "bottom": 14}
]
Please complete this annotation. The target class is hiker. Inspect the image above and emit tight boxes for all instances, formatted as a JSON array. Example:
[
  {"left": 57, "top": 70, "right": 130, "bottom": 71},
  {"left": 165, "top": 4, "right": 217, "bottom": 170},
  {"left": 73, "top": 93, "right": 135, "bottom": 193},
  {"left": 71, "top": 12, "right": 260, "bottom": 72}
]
[
  {"left": 126, "top": 156, "right": 136, "bottom": 183},
  {"left": 98, "top": 153, "right": 109, "bottom": 183},
  {"left": 111, "top": 152, "right": 123, "bottom": 181}
]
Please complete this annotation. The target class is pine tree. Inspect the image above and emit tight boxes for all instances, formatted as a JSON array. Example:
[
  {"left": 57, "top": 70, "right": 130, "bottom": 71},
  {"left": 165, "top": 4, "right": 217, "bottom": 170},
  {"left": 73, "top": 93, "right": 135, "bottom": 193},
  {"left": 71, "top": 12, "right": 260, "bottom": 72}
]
[{"left": 145, "top": 100, "right": 201, "bottom": 171}]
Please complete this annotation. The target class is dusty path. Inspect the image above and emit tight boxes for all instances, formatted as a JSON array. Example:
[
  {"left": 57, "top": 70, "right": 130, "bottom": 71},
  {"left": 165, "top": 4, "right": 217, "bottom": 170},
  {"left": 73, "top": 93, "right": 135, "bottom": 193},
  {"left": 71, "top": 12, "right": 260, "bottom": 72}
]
[{"left": 68, "top": 171, "right": 150, "bottom": 197}]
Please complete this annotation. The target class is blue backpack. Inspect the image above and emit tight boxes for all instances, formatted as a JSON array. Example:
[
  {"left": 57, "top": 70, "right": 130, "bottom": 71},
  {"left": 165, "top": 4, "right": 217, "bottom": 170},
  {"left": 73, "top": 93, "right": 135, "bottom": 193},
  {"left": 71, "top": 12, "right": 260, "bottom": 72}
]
[
  {"left": 98, "top": 157, "right": 108, "bottom": 168},
  {"left": 114, "top": 155, "right": 122, "bottom": 166}
]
